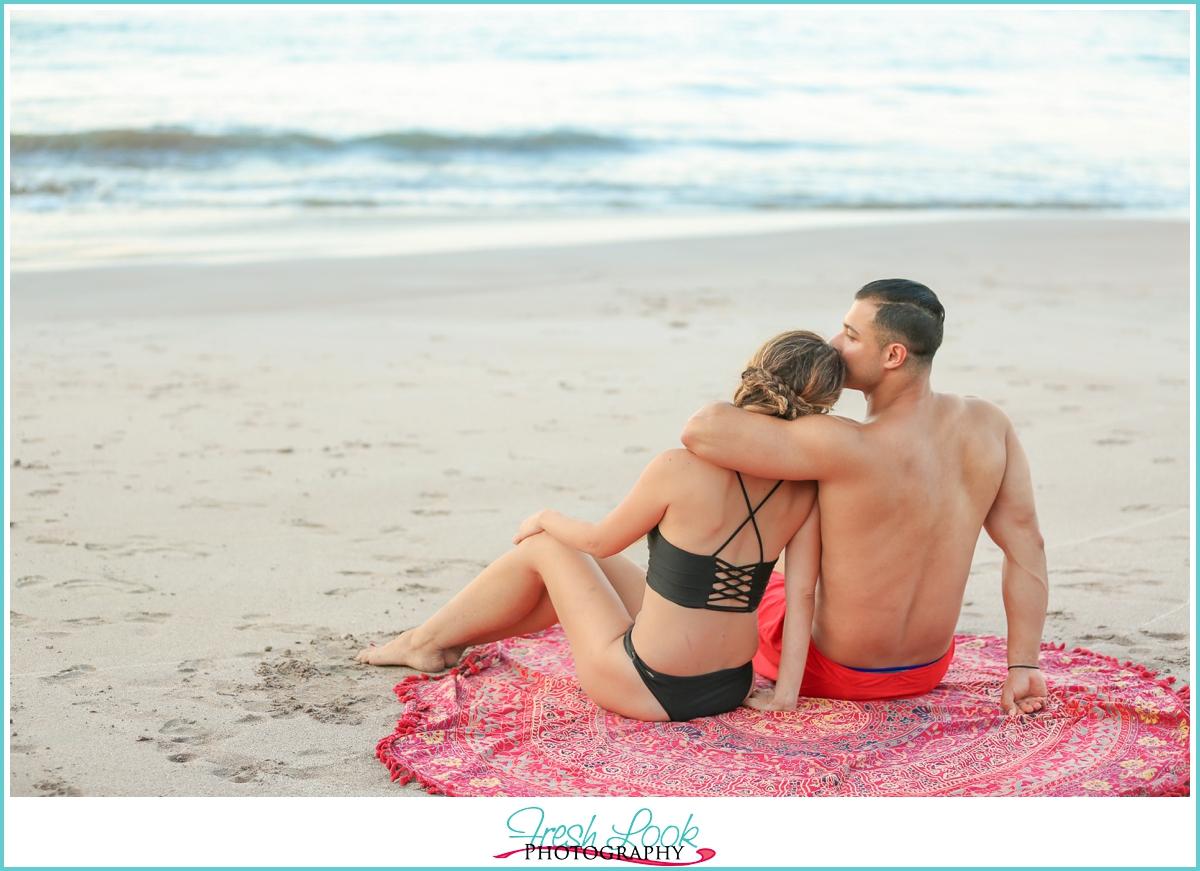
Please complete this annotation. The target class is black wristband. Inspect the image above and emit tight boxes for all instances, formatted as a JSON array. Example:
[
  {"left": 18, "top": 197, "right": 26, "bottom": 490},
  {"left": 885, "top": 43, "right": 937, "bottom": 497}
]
[{"left": 1007, "top": 665, "right": 1040, "bottom": 670}]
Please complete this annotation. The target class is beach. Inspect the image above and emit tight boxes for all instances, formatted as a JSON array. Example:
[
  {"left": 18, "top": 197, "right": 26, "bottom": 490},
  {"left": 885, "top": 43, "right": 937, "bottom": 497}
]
[{"left": 7, "top": 215, "right": 1191, "bottom": 799}]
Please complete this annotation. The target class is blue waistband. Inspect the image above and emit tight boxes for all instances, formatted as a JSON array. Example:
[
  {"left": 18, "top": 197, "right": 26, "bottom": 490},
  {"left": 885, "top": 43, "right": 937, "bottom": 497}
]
[{"left": 842, "top": 651, "right": 948, "bottom": 673}]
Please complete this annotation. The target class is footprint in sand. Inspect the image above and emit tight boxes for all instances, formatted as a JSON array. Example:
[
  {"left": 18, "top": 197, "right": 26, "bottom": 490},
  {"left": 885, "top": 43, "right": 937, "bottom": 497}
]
[
  {"left": 121, "top": 541, "right": 211, "bottom": 559},
  {"left": 124, "top": 611, "right": 171, "bottom": 623},
  {"left": 323, "top": 588, "right": 371, "bottom": 597},
  {"left": 167, "top": 752, "right": 197, "bottom": 763},
  {"left": 34, "top": 779, "right": 83, "bottom": 797},
  {"left": 43, "top": 664, "right": 97, "bottom": 682},
  {"left": 396, "top": 581, "right": 444, "bottom": 594},
  {"left": 257, "top": 658, "right": 322, "bottom": 682},
  {"left": 55, "top": 578, "right": 154, "bottom": 595},
  {"left": 279, "top": 766, "right": 315, "bottom": 781},
  {"left": 159, "top": 718, "right": 211, "bottom": 743},
  {"left": 403, "top": 558, "right": 481, "bottom": 577},
  {"left": 250, "top": 635, "right": 391, "bottom": 725},
  {"left": 234, "top": 619, "right": 318, "bottom": 634},
  {"left": 11, "top": 611, "right": 40, "bottom": 628},
  {"left": 16, "top": 575, "right": 50, "bottom": 589},
  {"left": 290, "top": 518, "right": 328, "bottom": 529},
  {"left": 1120, "top": 503, "right": 1168, "bottom": 513},
  {"left": 1058, "top": 580, "right": 1117, "bottom": 593},
  {"left": 214, "top": 764, "right": 261, "bottom": 783},
  {"left": 63, "top": 616, "right": 109, "bottom": 627},
  {"left": 182, "top": 497, "right": 267, "bottom": 510},
  {"left": 237, "top": 700, "right": 276, "bottom": 715}
]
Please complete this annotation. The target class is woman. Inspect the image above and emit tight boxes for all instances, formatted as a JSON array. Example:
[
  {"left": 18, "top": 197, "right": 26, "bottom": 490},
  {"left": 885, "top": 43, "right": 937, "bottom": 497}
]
[{"left": 357, "top": 330, "right": 844, "bottom": 721}]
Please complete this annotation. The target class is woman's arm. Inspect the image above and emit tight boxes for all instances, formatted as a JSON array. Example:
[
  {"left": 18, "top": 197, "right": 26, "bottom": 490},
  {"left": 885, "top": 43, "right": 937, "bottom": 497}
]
[
  {"left": 512, "top": 450, "right": 685, "bottom": 558},
  {"left": 743, "top": 500, "right": 820, "bottom": 712}
]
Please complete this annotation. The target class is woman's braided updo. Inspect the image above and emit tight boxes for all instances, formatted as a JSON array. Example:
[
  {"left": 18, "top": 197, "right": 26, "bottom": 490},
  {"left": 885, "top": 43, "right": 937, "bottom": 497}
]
[{"left": 733, "top": 330, "right": 845, "bottom": 420}]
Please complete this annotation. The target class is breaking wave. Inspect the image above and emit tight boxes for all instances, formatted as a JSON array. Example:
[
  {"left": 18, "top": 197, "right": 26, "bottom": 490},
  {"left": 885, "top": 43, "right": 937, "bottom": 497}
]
[{"left": 10, "top": 127, "right": 632, "bottom": 163}]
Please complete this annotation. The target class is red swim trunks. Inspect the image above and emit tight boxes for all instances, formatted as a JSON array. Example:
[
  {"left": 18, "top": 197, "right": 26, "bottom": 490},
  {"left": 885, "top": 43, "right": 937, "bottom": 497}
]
[{"left": 752, "top": 571, "right": 954, "bottom": 701}]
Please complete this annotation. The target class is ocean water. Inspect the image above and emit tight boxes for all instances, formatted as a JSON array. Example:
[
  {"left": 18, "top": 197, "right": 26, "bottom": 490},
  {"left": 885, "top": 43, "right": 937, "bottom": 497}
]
[{"left": 7, "top": 7, "right": 1193, "bottom": 267}]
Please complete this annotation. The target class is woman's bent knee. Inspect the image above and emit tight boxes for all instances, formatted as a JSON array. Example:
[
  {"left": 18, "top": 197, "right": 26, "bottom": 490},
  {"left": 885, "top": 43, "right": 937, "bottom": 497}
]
[{"left": 519, "top": 532, "right": 591, "bottom": 564}]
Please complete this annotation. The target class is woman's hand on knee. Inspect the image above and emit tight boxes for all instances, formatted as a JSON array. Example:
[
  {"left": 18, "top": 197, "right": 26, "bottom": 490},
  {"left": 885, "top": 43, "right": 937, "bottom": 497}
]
[{"left": 513, "top": 511, "right": 548, "bottom": 545}]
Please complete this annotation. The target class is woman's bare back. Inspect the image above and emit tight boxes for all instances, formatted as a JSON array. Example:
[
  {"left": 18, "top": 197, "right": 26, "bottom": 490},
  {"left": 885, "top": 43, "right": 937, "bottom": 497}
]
[{"left": 632, "top": 449, "right": 816, "bottom": 674}]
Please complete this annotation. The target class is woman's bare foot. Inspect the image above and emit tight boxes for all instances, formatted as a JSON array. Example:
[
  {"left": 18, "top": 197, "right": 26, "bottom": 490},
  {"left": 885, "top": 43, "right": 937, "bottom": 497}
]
[{"left": 355, "top": 629, "right": 448, "bottom": 672}]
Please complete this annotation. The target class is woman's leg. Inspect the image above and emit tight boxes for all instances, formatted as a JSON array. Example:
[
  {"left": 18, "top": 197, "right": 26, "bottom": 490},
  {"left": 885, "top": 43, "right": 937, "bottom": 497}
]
[
  {"left": 594, "top": 553, "right": 649, "bottom": 619},
  {"left": 356, "top": 536, "right": 562, "bottom": 670},
  {"left": 435, "top": 552, "right": 649, "bottom": 667},
  {"left": 357, "top": 534, "right": 666, "bottom": 719},
  {"left": 356, "top": 538, "right": 662, "bottom": 701}
]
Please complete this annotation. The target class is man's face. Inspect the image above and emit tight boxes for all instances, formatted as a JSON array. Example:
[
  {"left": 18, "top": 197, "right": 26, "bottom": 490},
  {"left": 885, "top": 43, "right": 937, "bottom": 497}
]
[{"left": 829, "top": 299, "right": 887, "bottom": 392}]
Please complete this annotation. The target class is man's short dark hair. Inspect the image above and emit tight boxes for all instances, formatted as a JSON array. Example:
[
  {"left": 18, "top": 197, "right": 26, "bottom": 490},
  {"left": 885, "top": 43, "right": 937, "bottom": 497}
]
[{"left": 855, "top": 279, "right": 944, "bottom": 364}]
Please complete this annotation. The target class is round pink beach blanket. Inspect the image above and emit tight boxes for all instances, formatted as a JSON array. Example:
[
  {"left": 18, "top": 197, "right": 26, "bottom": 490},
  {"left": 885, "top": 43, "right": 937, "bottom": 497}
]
[{"left": 376, "top": 628, "right": 1190, "bottom": 797}]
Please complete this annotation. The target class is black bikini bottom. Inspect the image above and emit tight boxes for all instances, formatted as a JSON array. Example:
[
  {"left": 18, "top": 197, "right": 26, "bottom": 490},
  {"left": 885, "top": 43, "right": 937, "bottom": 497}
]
[{"left": 623, "top": 625, "right": 754, "bottom": 722}]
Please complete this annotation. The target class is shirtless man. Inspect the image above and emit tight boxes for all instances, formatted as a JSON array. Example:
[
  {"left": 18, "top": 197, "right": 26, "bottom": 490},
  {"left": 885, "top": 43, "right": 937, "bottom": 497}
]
[{"left": 681, "top": 279, "right": 1049, "bottom": 716}]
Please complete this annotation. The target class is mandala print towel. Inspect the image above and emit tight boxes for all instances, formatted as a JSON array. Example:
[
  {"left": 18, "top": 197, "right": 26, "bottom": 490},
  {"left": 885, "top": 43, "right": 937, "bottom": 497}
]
[{"left": 375, "top": 627, "right": 1190, "bottom": 797}]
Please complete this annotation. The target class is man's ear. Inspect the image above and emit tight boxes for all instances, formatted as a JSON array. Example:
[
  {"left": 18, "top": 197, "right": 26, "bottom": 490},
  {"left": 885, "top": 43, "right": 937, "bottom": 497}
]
[{"left": 882, "top": 343, "right": 908, "bottom": 370}]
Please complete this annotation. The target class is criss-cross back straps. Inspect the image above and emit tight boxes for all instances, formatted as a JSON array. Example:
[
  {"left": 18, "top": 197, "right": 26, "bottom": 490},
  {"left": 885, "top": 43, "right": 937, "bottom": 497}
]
[{"left": 711, "top": 472, "right": 784, "bottom": 563}]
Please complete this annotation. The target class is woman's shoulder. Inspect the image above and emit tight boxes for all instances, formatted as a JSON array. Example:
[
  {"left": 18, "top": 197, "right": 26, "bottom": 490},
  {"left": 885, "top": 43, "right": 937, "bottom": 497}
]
[
  {"left": 644, "top": 448, "right": 725, "bottom": 480},
  {"left": 637, "top": 450, "right": 733, "bottom": 500},
  {"left": 646, "top": 449, "right": 817, "bottom": 488}
]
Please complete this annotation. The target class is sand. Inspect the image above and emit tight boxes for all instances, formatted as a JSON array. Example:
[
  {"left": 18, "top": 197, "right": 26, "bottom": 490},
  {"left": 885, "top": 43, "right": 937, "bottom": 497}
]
[{"left": 6, "top": 216, "right": 1192, "bottom": 803}]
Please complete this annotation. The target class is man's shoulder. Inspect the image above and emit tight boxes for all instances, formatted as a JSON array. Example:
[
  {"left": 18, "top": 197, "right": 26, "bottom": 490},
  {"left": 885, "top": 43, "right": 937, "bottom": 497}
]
[
  {"left": 795, "top": 411, "right": 864, "bottom": 447},
  {"left": 936, "top": 392, "right": 1013, "bottom": 432}
]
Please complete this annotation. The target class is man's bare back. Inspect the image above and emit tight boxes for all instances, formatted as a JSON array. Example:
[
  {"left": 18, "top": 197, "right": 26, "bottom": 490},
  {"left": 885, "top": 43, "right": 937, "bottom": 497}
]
[
  {"left": 809, "top": 391, "right": 1011, "bottom": 667},
  {"left": 683, "top": 283, "right": 1049, "bottom": 714}
]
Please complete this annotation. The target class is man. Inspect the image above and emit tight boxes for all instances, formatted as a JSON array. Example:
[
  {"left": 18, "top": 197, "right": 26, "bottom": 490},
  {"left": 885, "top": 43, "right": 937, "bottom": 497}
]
[{"left": 681, "top": 279, "right": 1049, "bottom": 716}]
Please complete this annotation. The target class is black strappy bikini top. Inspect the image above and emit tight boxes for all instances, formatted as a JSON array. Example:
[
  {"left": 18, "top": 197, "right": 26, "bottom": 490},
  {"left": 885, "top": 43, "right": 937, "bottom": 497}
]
[{"left": 646, "top": 473, "right": 784, "bottom": 613}]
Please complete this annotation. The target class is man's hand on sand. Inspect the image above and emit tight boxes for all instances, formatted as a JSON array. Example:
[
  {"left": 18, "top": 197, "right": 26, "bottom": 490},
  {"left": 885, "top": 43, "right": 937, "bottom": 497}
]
[
  {"left": 741, "top": 687, "right": 797, "bottom": 713},
  {"left": 1001, "top": 667, "right": 1048, "bottom": 716}
]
